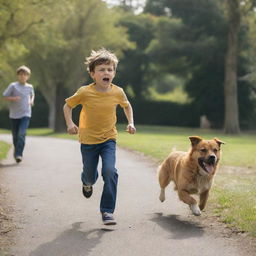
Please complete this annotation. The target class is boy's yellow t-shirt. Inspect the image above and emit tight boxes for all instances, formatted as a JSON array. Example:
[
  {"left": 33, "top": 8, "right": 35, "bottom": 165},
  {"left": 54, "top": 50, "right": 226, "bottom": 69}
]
[{"left": 65, "top": 83, "right": 129, "bottom": 144}]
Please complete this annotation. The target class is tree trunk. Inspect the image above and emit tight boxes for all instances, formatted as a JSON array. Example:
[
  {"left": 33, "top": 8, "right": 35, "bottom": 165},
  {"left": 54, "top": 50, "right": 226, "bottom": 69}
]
[
  {"left": 48, "top": 101, "right": 56, "bottom": 129},
  {"left": 223, "top": 0, "right": 240, "bottom": 134},
  {"left": 54, "top": 83, "right": 66, "bottom": 132}
]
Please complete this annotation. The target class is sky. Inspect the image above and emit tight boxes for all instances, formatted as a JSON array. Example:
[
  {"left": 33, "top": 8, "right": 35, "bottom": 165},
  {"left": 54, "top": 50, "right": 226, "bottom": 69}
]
[{"left": 102, "top": 0, "right": 146, "bottom": 13}]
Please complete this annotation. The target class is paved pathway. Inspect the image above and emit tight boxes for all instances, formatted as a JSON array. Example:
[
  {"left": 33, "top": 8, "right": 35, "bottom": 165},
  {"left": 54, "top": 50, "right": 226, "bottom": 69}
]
[{"left": 0, "top": 134, "right": 252, "bottom": 256}]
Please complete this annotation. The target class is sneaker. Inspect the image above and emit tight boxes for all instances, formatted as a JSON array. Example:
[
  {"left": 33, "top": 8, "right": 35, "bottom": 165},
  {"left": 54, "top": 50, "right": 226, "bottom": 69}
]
[
  {"left": 102, "top": 212, "right": 116, "bottom": 225},
  {"left": 82, "top": 184, "right": 93, "bottom": 198},
  {"left": 15, "top": 156, "right": 22, "bottom": 163}
]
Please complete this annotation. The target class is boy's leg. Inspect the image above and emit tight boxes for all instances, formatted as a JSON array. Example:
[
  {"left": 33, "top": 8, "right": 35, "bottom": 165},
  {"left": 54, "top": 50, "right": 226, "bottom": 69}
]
[
  {"left": 10, "top": 118, "right": 20, "bottom": 156},
  {"left": 15, "top": 117, "right": 30, "bottom": 158},
  {"left": 100, "top": 140, "right": 118, "bottom": 214},
  {"left": 80, "top": 144, "right": 100, "bottom": 186}
]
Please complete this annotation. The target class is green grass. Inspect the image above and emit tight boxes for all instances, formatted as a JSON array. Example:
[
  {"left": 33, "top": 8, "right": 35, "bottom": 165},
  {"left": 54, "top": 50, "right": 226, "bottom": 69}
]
[
  {"left": 211, "top": 172, "right": 256, "bottom": 236},
  {"left": 117, "top": 124, "right": 256, "bottom": 168},
  {"left": 1, "top": 124, "right": 256, "bottom": 236},
  {"left": 0, "top": 141, "right": 11, "bottom": 160},
  {"left": 0, "top": 129, "right": 10, "bottom": 134}
]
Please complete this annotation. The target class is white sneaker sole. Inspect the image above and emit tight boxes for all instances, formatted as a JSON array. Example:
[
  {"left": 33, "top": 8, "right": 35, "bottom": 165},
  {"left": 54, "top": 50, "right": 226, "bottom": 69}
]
[{"left": 103, "top": 220, "right": 117, "bottom": 225}]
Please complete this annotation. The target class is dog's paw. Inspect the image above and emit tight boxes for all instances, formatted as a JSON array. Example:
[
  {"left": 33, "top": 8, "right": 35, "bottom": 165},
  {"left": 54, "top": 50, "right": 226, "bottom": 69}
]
[
  {"left": 159, "top": 189, "right": 165, "bottom": 202},
  {"left": 190, "top": 204, "right": 201, "bottom": 216}
]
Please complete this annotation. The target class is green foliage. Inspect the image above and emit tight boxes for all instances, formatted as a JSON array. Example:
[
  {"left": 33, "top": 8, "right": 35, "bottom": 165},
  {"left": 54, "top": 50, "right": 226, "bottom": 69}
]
[
  {"left": 117, "top": 99, "right": 198, "bottom": 127},
  {"left": 145, "top": 0, "right": 255, "bottom": 129},
  {"left": 144, "top": 0, "right": 168, "bottom": 16},
  {"left": 0, "top": 0, "right": 47, "bottom": 93},
  {"left": 1, "top": 0, "right": 256, "bottom": 131},
  {"left": 116, "top": 13, "right": 155, "bottom": 98},
  {"left": 22, "top": 0, "right": 133, "bottom": 130},
  {"left": 148, "top": 85, "right": 190, "bottom": 103}
]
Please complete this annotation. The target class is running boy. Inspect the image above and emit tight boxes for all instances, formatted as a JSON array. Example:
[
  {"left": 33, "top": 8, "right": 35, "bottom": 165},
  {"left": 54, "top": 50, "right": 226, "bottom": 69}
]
[
  {"left": 3, "top": 65, "right": 35, "bottom": 163},
  {"left": 63, "top": 49, "right": 136, "bottom": 225}
]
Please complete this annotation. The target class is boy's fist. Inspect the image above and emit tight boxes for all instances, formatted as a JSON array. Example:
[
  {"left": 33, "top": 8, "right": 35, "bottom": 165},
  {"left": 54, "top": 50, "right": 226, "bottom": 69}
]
[
  {"left": 67, "top": 124, "right": 78, "bottom": 134},
  {"left": 126, "top": 124, "right": 136, "bottom": 134}
]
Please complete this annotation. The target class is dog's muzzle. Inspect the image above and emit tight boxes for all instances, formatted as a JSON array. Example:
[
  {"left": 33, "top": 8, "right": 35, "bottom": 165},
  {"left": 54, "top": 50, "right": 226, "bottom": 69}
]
[
  {"left": 198, "top": 155, "right": 216, "bottom": 174},
  {"left": 207, "top": 155, "right": 216, "bottom": 165}
]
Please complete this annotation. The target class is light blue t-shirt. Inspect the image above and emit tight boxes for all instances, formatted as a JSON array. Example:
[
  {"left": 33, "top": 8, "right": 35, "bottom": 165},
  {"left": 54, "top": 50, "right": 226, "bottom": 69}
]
[{"left": 3, "top": 81, "right": 35, "bottom": 119}]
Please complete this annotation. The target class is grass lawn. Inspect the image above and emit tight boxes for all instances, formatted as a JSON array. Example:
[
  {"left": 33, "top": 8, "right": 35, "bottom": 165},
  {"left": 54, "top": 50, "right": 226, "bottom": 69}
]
[
  {"left": 1, "top": 125, "right": 255, "bottom": 236},
  {"left": 0, "top": 141, "right": 11, "bottom": 161}
]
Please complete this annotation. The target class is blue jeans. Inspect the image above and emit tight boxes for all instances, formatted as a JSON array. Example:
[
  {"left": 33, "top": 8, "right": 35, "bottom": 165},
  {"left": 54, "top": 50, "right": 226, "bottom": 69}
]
[
  {"left": 80, "top": 140, "right": 118, "bottom": 214},
  {"left": 11, "top": 116, "right": 30, "bottom": 158}
]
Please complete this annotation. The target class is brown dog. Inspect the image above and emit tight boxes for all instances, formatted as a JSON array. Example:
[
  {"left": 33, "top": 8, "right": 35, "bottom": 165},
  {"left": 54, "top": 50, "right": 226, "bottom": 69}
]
[{"left": 158, "top": 136, "right": 224, "bottom": 216}]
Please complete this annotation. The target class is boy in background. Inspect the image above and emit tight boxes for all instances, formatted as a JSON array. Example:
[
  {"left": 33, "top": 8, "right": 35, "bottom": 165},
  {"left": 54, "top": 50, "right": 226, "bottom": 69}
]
[
  {"left": 3, "top": 65, "right": 35, "bottom": 163},
  {"left": 63, "top": 49, "right": 136, "bottom": 225}
]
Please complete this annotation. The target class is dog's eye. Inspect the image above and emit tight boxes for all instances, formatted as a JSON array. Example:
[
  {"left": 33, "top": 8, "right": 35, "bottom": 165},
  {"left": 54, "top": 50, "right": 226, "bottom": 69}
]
[
  {"left": 213, "top": 148, "right": 218, "bottom": 153},
  {"left": 200, "top": 148, "right": 207, "bottom": 153}
]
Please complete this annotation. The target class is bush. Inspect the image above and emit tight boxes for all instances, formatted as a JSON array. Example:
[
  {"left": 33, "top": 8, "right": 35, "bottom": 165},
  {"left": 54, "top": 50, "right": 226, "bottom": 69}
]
[{"left": 117, "top": 99, "right": 199, "bottom": 127}]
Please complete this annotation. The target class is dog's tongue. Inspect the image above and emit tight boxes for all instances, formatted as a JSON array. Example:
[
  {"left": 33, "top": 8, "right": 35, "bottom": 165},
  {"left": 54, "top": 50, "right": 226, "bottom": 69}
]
[{"left": 205, "top": 164, "right": 214, "bottom": 173}]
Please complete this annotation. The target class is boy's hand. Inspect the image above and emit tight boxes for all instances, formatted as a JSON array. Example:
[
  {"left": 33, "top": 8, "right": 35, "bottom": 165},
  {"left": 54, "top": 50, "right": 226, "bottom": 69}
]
[
  {"left": 14, "top": 96, "right": 21, "bottom": 101},
  {"left": 126, "top": 124, "right": 136, "bottom": 134},
  {"left": 12, "top": 96, "right": 21, "bottom": 101},
  {"left": 67, "top": 124, "right": 79, "bottom": 134}
]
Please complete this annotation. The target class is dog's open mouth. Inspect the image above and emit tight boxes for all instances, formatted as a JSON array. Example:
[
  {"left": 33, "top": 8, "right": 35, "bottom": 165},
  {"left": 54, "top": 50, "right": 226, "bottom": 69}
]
[{"left": 198, "top": 159, "right": 215, "bottom": 174}]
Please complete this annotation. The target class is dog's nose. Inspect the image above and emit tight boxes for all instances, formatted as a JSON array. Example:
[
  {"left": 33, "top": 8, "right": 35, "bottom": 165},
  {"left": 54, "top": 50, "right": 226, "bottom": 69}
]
[{"left": 208, "top": 155, "right": 216, "bottom": 164}]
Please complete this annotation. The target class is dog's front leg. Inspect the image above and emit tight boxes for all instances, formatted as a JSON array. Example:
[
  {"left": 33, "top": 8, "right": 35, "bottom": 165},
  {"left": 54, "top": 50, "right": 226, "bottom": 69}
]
[
  {"left": 159, "top": 188, "right": 165, "bottom": 202},
  {"left": 199, "top": 190, "right": 209, "bottom": 210},
  {"left": 178, "top": 189, "right": 201, "bottom": 216}
]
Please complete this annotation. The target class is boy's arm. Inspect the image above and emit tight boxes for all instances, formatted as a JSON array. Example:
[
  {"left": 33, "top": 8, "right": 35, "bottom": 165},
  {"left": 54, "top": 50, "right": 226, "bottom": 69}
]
[
  {"left": 123, "top": 102, "right": 136, "bottom": 134},
  {"left": 3, "top": 84, "right": 20, "bottom": 101},
  {"left": 30, "top": 88, "right": 35, "bottom": 106},
  {"left": 3, "top": 96, "right": 21, "bottom": 102},
  {"left": 63, "top": 103, "right": 79, "bottom": 134}
]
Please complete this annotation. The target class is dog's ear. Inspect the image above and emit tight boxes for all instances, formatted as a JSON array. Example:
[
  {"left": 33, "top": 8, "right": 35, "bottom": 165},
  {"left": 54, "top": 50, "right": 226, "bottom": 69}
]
[
  {"left": 189, "top": 136, "right": 202, "bottom": 146},
  {"left": 214, "top": 138, "right": 225, "bottom": 147}
]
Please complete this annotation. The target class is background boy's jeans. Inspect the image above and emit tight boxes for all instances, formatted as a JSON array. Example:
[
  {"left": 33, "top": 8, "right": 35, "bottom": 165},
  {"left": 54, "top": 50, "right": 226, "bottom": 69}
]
[
  {"left": 11, "top": 116, "right": 30, "bottom": 157},
  {"left": 80, "top": 140, "right": 118, "bottom": 214}
]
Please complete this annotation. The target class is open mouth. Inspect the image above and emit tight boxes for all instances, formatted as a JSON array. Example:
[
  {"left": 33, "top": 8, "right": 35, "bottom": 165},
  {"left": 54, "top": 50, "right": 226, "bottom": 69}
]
[
  {"left": 103, "top": 78, "right": 110, "bottom": 82},
  {"left": 198, "top": 158, "right": 215, "bottom": 174}
]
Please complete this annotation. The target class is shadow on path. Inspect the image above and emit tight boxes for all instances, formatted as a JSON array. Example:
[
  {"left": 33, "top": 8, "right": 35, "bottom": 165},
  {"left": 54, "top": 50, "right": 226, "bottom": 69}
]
[
  {"left": 29, "top": 222, "right": 112, "bottom": 256},
  {"left": 0, "top": 163, "right": 18, "bottom": 168},
  {"left": 150, "top": 213, "right": 204, "bottom": 239}
]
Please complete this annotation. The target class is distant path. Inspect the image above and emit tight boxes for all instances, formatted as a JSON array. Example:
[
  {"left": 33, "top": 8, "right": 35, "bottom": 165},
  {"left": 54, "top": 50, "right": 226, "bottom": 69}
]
[{"left": 0, "top": 134, "right": 254, "bottom": 256}]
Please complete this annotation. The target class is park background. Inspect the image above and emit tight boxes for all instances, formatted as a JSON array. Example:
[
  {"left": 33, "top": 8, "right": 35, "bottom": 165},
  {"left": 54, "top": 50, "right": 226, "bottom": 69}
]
[
  {"left": 0, "top": 0, "right": 256, "bottom": 239},
  {"left": 1, "top": 0, "right": 256, "bottom": 133}
]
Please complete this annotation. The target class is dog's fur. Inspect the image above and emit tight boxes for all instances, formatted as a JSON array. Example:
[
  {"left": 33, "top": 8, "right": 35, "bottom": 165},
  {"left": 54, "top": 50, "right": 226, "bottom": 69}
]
[{"left": 158, "top": 136, "right": 224, "bottom": 216}]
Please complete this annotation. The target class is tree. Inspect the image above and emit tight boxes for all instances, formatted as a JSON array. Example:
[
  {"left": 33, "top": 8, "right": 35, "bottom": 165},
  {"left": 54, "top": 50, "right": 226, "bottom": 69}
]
[
  {"left": 116, "top": 13, "right": 155, "bottom": 99},
  {"left": 223, "top": 0, "right": 256, "bottom": 133},
  {"left": 0, "top": 0, "right": 46, "bottom": 99},
  {"left": 223, "top": 0, "right": 241, "bottom": 133},
  {"left": 145, "top": 0, "right": 256, "bottom": 130},
  {"left": 145, "top": 0, "right": 228, "bottom": 127},
  {"left": 25, "top": 0, "right": 132, "bottom": 131}
]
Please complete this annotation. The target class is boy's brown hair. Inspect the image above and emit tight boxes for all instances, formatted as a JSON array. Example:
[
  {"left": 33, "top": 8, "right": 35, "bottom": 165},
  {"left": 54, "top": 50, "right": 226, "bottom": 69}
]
[
  {"left": 16, "top": 65, "right": 31, "bottom": 75},
  {"left": 85, "top": 48, "right": 118, "bottom": 73}
]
